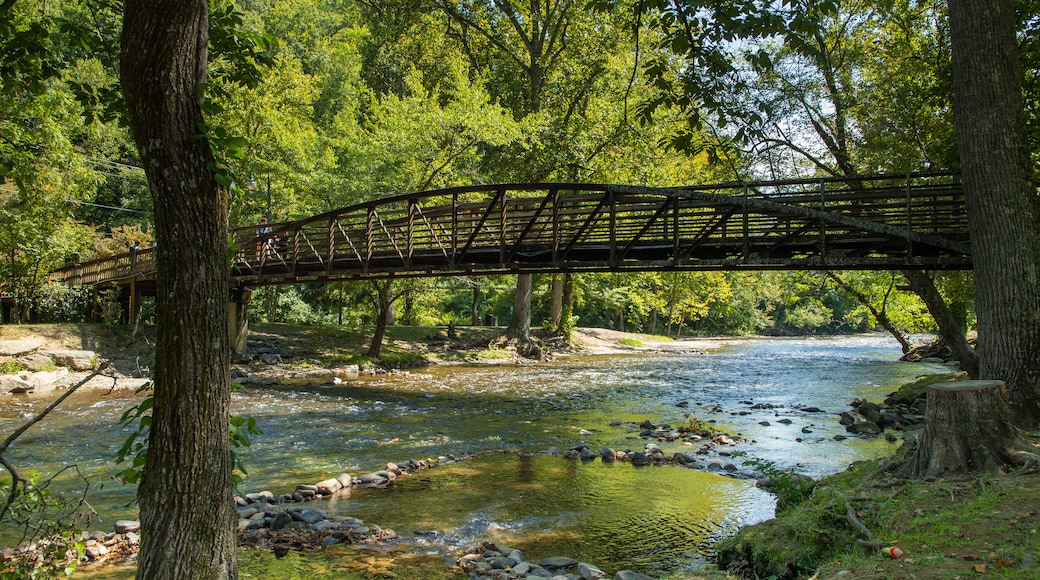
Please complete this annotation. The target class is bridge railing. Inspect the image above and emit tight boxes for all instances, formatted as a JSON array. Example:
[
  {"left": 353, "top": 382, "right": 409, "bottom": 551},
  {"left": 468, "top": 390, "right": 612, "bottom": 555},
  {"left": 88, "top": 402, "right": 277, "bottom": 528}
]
[{"left": 49, "top": 249, "right": 156, "bottom": 286}]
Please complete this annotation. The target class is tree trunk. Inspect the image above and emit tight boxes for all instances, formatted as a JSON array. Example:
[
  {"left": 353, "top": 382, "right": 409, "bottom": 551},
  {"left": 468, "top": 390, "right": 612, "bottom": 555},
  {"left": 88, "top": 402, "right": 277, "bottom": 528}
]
[
  {"left": 948, "top": 0, "right": 1040, "bottom": 426},
  {"left": 826, "top": 272, "right": 912, "bottom": 353},
  {"left": 899, "top": 381, "right": 1024, "bottom": 479},
  {"left": 471, "top": 281, "right": 480, "bottom": 326},
  {"left": 901, "top": 270, "right": 979, "bottom": 376},
  {"left": 368, "top": 280, "right": 392, "bottom": 357},
  {"left": 550, "top": 274, "right": 563, "bottom": 330},
  {"left": 506, "top": 273, "right": 532, "bottom": 340},
  {"left": 121, "top": 1, "right": 237, "bottom": 578}
]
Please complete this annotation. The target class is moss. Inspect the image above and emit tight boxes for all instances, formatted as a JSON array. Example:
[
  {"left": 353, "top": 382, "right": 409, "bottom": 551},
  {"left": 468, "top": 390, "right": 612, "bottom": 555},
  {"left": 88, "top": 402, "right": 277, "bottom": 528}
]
[{"left": 885, "top": 371, "right": 967, "bottom": 405}]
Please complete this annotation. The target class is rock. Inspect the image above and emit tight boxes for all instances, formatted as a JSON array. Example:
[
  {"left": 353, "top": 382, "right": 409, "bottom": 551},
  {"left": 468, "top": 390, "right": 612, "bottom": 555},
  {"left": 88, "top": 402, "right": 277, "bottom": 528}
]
[
  {"left": 336, "top": 473, "right": 353, "bottom": 488},
  {"left": 540, "top": 556, "right": 579, "bottom": 569},
  {"left": 260, "top": 353, "right": 283, "bottom": 365},
  {"left": 600, "top": 448, "right": 617, "bottom": 462},
  {"left": 546, "top": 446, "right": 564, "bottom": 456},
  {"left": 294, "top": 509, "right": 326, "bottom": 525},
  {"left": 578, "top": 562, "right": 606, "bottom": 579},
  {"left": 579, "top": 448, "right": 598, "bottom": 461},
  {"left": 41, "top": 349, "right": 96, "bottom": 371},
  {"left": 358, "top": 472, "right": 388, "bottom": 485},
  {"left": 270, "top": 512, "right": 293, "bottom": 530},
  {"left": 2, "top": 376, "right": 34, "bottom": 394},
  {"left": 245, "top": 518, "right": 266, "bottom": 530},
  {"left": 920, "top": 357, "right": 945, "bottom": 364},
  {"left": 777, "top": 418, "right": 793, "bottom": 425},
  {"left": 114, "top": 520, "right": 140, "bottom": 534},
  {"left": 246, "top": 491, "right": 275, "bottom": 503},
  {"left": 846, "top": 421, "right": 881, "bottom": 435},
  {"left": 314, "top": 478, "right": 342, "bottom": 495},
  {"left": 489, "top": 556, "right": 517, "bottom": 569},
  {"left": 801, "top": 406, "right": 824, "bottom": 413},
  {"left": 513, "top": 561, "right": 532, "bottom": 575},
  {"left": 614, "top": 571, "right": 655, "bottom": 580},
  {"left": 0, "top": 338, "right": 44, "bottom": 356}
]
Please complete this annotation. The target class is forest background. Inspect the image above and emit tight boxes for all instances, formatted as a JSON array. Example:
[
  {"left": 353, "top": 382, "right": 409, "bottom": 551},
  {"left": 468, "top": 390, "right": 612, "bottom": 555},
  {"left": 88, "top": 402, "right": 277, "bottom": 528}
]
[{"left": 4, "top": 0, "right": 1037, "bottom": 342}]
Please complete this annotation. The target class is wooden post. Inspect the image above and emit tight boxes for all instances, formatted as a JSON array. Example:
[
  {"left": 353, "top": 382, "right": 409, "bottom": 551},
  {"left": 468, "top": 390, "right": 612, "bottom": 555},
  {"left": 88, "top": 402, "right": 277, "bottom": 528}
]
[{"left": 900, "top": 380, "right": 1023, "bottom": 479}]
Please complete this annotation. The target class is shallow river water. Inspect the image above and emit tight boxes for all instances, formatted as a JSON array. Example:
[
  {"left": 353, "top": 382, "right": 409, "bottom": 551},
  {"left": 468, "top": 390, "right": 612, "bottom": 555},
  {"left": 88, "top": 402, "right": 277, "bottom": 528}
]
[{"left": 0, "top": 334, "right": 948, "bottom": 577}]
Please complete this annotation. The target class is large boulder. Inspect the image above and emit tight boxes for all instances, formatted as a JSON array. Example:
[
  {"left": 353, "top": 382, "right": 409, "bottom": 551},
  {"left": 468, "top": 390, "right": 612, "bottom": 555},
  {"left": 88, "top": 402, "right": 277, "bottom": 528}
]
[
  {"left": 0, "top": 338, "right": 44, "bottom": 356},
  {"left": 41, "top": 350, "right": 97, "bottom": 371},
  {"left": 2, "top": 375, "right": 34, "bottom": 394}
]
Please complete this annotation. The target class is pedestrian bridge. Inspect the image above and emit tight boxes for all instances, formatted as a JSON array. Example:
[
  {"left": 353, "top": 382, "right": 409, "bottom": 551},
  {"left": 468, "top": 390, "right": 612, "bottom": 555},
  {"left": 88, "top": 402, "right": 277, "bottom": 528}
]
[{"left": 51, "top": 171, "right": 972, "bottom": 291}]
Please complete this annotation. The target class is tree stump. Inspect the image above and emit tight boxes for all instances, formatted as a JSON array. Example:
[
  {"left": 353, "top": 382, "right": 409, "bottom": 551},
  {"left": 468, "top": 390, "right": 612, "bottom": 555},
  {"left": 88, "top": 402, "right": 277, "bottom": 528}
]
[{"left": 900, "top": 380, "right": 1024, "bottom": 479}]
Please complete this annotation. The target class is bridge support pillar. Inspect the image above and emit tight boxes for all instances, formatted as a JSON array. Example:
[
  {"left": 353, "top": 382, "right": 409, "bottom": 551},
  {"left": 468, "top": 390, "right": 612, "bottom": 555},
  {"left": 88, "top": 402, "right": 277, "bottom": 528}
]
[{"left": 229, "top": 287, "right": 251, "bottom": 355}]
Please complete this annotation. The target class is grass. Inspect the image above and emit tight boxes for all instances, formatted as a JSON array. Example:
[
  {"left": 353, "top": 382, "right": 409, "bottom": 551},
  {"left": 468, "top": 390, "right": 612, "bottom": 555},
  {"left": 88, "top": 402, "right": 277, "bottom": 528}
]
[
  {"left": 619, "top": 337, "right": 644, "bottom": 347},
  {"left": 710, "top": 431, "right": 1040, "bottom": 580}
]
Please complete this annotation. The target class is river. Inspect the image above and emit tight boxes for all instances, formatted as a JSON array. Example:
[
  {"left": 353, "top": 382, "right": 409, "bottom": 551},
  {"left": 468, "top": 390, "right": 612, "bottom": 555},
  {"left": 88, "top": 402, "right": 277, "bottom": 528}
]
[{"left": 0, "top": 334, "right": 948, "bottom": 577}]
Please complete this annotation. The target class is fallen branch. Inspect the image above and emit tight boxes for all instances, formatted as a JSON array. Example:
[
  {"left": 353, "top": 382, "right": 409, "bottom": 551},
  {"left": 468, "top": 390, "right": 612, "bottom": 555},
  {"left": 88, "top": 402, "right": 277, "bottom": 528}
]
[{"left": 0, "top": 361, "right": 112, "bottom": 522}]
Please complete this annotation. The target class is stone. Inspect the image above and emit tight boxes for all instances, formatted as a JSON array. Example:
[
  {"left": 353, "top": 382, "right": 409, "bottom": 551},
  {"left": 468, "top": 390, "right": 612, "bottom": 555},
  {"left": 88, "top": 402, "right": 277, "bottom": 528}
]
[
  {"left": 270, "top": 511, "right": 293, "bottom": 530},
  {"left": 245, "top": 518, "right": 266, "bottom": 530},
  {"left": 614, "top": 571, "right": 654, "bottom": 580},
  {"left": 526, "top": 566, "right": 552, "bottom": 577},
  {"left": 237, "top": 519, "right": 250, "bottom": 532},
  {"left": 540, "top": 556, "right": 579, "bottom": 569},
  {"left": 489, "top": 556, "right": 517, "bottom": 569},
  {"left": 600, "top": 448, "right": 617, "bottom": 462},
  {"left": 294, "top": 509, "right": 326, "bottom": 524},
  {"left": 238, "top": 507, "right": 259, "bottom": 519},
  {"left": 2, "top": 376, "right": 33, "bottom": 394},
  {"left": 114, "top": 520, "right": 140, "bottom": 534},
  {"left": 358, "top": 472, "right": 388, "bottom": 485},
  {"left": 846, "top": 421, "right": 881, "bottom": 435},
  {"left": 311, "top": 520, "right": 334, "bottom": 532},
  {"left": 0, "top": 337, "right": 44, "bottom": 356},
  {"left": 246, "top": 491, "right": 275, "bottom": 502},
  {"left": 578, "top": 562, "right": 606, "bottom": 579},
  {"left": 41, "top": 349, "right": 96, "bottom": 371},
  {"left": 336, "top": 473, "right": 353, "bottom": 488},
  {"left": 513, "top": 561, "right": 532, "bottom": 575},
  {"left": 314, "top": 478, "right": 342, "bottom": 495}
]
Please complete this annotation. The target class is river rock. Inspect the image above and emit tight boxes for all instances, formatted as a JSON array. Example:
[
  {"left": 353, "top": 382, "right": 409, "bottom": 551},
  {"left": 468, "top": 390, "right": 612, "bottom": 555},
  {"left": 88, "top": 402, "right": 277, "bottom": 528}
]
[
  {"left": 489, "top": 556, "right": 517, "bottom": 569},
  {"left": 614, "top": 571, "right": 654, "bottom": 580},
  {"left": 3, "top": 376, "right": 34, "bottom": 394},
  {"left": 540, "top": 556, "right": 579, "bottom": 569},
  {"left": 358, "top": 472, "right": 388, "bottom": 485},
  {"left": 41, "top": 349, "right": 96, "bottom": 371},
  {"left": 846, "top": 421, "right": 881, "bottom": 435},
  {"left": 600, "top": 448, "right": 617, "bottom": 462},
  {"left": 578, "top": 562, "right": 606, "bottom": 579},
  {"left": 270, "top": 512, "right": 293, "bottom": 530},
  {"left": 335, "top": 473, "right": 353, "bottom": 488},
  {"left": 314, "top": 478, "right": 342, "bottom": 495},
  {"left": 114, "top": 520, "right": 140, "bottom": 534},
  {"left": 293, "top": 509, "right": 325, "bottom": 525}
]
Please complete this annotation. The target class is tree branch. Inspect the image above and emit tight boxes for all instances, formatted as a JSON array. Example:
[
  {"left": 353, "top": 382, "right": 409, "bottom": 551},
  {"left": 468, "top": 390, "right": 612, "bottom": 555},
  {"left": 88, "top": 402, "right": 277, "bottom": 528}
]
[{"left": 0, "top": 361, "right": 112, "bottom": 521}]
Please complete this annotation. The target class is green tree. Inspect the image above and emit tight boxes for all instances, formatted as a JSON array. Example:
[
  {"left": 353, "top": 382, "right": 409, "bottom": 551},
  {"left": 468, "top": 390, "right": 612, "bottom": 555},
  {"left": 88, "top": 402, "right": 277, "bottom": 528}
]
[{"left": 120, "top": 1, "right": 237, "bottom": 577}]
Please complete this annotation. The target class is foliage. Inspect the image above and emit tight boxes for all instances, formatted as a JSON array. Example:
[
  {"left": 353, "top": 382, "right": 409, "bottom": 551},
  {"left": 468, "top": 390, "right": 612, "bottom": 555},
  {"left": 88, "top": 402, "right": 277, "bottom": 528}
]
[
  {"left": 0, "top": 470, "right": 87, "bottom": 579},
  {"left": 116, "top": 388, "right": 262, "bottom": 488}
]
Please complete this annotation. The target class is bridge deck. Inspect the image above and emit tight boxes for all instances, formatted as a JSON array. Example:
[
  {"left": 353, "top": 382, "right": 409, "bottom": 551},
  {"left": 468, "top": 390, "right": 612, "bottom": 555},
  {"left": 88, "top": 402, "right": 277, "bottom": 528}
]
[{"left": 51, "top": 172, "right": 971, "bottom": 289}]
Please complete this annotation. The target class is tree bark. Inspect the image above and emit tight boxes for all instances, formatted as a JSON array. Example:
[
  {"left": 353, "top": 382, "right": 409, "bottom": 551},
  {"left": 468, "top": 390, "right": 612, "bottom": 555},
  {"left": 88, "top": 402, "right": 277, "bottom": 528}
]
[
  {"left": 506, "top": 273, "right": 532, "bottom": 340},
  {"left": 471, "top": 281, "right": 480, "bottom": 326},
  {"left": 120, "top": 1, "right": 237, "bottom": 578},
  {"left": 948, "top": 0, "right": 1040, "bottom": 425},
  {"left": 549, "top": 274, "right": 563, "bottom": 330},
  {"left": 368, "top": 280, "right": 393, "bottom": 357},
  {"left": 899, "top": 381, "right": 1025, "bottom": 479},
  {"left": 901, "top": 270, "right": 979, "bottom": 376}
]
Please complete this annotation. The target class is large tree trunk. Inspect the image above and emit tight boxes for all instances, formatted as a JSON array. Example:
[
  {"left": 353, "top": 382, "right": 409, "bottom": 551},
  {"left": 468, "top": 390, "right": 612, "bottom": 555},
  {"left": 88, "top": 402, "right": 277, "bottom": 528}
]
[
  {"left": 121, "top": 1, "right": 237, "bottom": 578},
  {"left": 471, "top": 280, "right": 480, "bottom": 326},
  {"left": 506, "top": 273, "right": 532, "bottom": 340},
  {"left": 899, "top": 381, "right": 1028, "bottom": 479},
  {"left": 901, "top": 270, "right": 979, "bottom": 376},
  {"left": 948, "top": 0, "right": 1040, "bottom": 426}
]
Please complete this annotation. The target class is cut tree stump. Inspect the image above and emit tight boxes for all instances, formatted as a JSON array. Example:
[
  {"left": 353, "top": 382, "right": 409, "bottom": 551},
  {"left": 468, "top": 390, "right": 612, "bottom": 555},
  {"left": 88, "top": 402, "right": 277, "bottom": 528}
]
[{"left": 900, "top": 380, "right": 1026, "bottom": 479}]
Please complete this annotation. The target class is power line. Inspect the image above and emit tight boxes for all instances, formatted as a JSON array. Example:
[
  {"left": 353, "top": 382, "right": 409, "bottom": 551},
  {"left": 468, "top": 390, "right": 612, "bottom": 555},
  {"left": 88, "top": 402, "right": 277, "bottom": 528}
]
[{"left": 66, "top": 198, "right": 147, "bottom": 214}]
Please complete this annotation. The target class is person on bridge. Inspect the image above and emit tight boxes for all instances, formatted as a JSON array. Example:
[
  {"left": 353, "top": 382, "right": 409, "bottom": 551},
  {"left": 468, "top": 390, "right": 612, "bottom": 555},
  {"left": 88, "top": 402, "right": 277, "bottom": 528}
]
[{"left": 256, "top": 218, "right": 273, "bottom": 259}]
